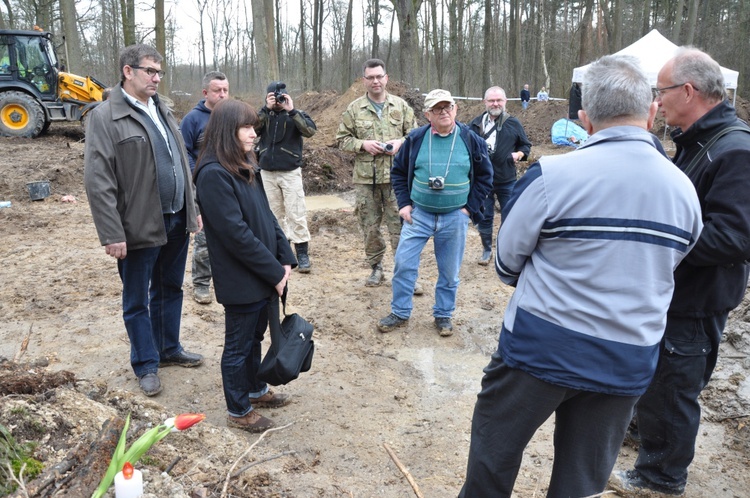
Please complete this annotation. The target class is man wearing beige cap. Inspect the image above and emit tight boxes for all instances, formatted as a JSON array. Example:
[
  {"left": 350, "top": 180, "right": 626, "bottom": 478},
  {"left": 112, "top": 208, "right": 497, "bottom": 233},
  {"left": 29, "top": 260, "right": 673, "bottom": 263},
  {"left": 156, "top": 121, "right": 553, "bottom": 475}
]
[{"left": 377, "top": 89, "right": 493, "bottom": 336}]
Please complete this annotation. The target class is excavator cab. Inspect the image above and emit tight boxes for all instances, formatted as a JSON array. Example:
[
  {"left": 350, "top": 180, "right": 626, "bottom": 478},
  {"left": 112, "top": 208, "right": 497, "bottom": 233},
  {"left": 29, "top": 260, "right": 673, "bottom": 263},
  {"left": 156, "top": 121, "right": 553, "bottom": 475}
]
[{"left": 0, "top": 29, "right": 105, "bottom": 137}]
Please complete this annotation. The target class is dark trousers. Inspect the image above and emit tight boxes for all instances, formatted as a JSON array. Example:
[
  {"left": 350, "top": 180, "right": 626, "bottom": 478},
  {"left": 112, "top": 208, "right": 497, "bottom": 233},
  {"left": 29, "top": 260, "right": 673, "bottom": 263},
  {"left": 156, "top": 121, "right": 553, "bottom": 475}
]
[
  {"left": 118, "top": 209, "right": 189, "bottom": 378},
  {"left": 635, "top": 313, "right": 727, "bottom": 490},
  {"left": 476, "top": 180, "right": 516, "bottom": 236},
  {"left": 222, "top": 305, "right": 270, "bottom": 417},
  {"left": 460, "top": 353, "right": 638, "bottom": 498}
]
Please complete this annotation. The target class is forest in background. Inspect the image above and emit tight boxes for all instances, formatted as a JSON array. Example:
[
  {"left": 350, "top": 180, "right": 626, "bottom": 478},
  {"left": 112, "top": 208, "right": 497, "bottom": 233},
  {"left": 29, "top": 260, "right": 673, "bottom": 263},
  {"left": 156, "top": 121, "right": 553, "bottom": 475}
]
[{"left": 1, "top": 0, "right": 747, "bottom": 101}]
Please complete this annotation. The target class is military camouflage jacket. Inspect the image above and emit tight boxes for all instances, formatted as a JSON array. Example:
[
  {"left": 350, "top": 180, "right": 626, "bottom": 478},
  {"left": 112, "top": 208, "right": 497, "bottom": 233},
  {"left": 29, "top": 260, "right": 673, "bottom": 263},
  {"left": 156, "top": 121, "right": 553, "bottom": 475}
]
[{"left": 336, "top": 93, "right": 417, "bottom": 185}]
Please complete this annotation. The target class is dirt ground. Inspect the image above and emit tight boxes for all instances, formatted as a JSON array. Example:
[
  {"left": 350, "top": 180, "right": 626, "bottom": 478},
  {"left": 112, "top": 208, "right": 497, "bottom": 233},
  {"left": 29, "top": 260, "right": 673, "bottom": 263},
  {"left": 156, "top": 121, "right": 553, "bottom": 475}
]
[{"left": 1, "top": 86, "right": 750, "bottom": 497}]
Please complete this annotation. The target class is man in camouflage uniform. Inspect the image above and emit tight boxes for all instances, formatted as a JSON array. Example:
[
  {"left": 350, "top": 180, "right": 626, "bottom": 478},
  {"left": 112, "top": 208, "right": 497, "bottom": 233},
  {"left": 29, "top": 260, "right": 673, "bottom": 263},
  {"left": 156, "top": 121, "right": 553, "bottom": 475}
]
[{"left": 336, "top": 58, "right": 418, "bottom": 287}]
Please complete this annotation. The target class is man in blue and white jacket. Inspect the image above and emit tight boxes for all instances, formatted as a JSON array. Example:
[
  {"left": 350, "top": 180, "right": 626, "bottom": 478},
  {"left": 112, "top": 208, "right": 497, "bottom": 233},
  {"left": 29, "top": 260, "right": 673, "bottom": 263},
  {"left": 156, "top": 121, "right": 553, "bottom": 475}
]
[{"left": 459, "top": 55, "right": 703, "bottom": 498}]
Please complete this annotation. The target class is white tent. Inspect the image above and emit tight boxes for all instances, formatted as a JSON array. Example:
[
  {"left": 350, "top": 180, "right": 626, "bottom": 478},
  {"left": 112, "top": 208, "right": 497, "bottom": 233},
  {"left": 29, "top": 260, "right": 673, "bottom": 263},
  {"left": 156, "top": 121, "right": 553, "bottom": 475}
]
[{"left": 572, "top": 29, "right": 739, "bottom": 90}]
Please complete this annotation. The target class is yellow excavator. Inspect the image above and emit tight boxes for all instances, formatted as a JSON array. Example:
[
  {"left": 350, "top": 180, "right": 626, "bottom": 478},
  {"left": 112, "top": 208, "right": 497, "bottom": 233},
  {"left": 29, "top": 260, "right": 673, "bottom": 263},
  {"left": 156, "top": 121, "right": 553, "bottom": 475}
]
[{"left": 0, "top": 28, "right": 107, "bottom": 138}]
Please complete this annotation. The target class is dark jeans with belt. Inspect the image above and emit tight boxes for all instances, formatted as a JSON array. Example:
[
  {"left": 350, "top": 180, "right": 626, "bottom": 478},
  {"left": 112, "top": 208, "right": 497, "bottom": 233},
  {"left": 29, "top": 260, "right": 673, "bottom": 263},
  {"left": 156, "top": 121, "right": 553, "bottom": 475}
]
[
  {"left": 118, "top": 209, "right": 189, "bottom": 378},
  {"left": 222, "top": 303, "right": 271, "bottom": 417},
  {"left": 460, "top": 353, "right": 638, "bottom": 498},
  {"left": 635, "top": 313, "right": 727, "bottom": 490}
]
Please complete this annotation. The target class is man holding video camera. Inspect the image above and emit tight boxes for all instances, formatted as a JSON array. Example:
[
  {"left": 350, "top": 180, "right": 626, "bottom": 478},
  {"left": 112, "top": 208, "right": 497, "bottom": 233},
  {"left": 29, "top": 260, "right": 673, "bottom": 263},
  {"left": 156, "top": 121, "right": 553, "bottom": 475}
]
[
  {"left": 256, "top": 81, "right": 317, "bottom": 272},
  {"left": 376, "top": 89, "right": 493, "bottom": 336}
]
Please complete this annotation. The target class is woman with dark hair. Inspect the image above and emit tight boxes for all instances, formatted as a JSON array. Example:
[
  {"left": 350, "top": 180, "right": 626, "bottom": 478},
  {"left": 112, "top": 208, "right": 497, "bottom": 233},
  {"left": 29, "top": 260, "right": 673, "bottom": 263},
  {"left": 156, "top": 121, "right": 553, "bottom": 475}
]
[{"left": 194, "top": 99, "right": 297, "bottom": 432}]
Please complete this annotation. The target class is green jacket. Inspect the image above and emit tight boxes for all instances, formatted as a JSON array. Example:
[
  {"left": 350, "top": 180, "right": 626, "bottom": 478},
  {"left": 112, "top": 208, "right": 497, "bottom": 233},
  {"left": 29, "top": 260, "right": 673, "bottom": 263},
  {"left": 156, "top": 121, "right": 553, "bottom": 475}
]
[{"left": 336, "top": 93, "right": 416, "bottom": 184}]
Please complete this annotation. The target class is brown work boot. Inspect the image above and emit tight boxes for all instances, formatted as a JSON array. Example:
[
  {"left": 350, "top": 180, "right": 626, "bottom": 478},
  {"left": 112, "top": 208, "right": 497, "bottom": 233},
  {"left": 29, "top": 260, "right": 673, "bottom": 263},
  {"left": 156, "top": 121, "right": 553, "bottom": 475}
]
[
  {"left": 227, "top": 411, "right": 275, "bottom": 433},
  {"left": 249, "top": 389, "right": 291, "bottom": 408}
]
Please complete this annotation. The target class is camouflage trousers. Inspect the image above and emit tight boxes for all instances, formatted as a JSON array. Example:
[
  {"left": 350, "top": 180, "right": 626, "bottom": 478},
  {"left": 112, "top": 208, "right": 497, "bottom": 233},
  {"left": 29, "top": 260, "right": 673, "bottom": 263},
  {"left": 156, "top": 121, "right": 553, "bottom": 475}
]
[
  {"left": 354, "top": 183, "right": 402, "bottom": 267},
  {"left": 192, "top": 230, "right": 212, "bottom": 287}
]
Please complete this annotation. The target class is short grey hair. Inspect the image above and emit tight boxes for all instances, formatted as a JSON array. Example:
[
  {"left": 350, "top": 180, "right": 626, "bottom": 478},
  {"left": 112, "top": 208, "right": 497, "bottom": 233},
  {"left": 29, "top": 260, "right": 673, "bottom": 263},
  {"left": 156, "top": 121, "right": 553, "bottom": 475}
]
[
  {"left": 671, "top": 47, "right": 726, "bottom": 103},
  {"left": 202, "top": 71, "right": 227, "bottom": 89},
  {"left": 484, "top": 86, "right": 506, "bottom": 99},
  {"left": 582, "top": 55, "right": 652, "bottom": 124},
  {"left": 119, "top": 44, "right": 162, "bottom": 82}
]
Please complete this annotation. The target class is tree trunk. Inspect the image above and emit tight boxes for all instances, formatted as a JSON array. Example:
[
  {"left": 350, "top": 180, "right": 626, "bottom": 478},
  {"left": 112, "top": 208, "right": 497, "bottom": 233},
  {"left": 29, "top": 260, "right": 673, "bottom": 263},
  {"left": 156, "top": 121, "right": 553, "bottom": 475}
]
[
  {"left": 578, "top": 0, "right": 594, "bottom": 66},
  {"left": 120, "top": 0, "right": 135, "bottom": 46},
  {"left": 481, "top": 0, "right": 492, "bottom": 90},
  {"left": 300, "top": 0, "right": 308, "bottom": 87},
  {"left": 371, "top": 0, "right": 380, "bottom": 58},
  {"left": 673, "top": 0, "right": 685, "bottom": 42},
  {"left": 155, "top": 0, "right": 170, "bottom": 95},
  {"left": 390, "top": 0, "right": 424, "bottom": 85},
  {"left": 59, "top": 0, "right": 82, "bottom": 73},
  {"left": 685, "top": 0, "right": 698, "bottom": 45},
  {"left": 342, "top": 0, "right": 354, "bottom": 92}
]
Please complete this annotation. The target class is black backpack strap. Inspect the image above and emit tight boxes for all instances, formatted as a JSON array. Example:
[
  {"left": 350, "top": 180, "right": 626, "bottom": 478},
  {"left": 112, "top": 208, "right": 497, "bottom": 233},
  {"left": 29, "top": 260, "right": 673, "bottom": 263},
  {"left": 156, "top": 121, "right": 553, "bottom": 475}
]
[{"left": 683, "top": 125, "right": 750, "bottom": 177}]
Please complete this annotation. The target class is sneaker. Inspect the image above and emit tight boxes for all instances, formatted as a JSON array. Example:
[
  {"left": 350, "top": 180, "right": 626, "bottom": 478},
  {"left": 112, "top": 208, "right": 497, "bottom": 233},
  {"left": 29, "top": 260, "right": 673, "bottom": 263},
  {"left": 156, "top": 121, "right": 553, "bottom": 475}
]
[
  {"left": 159, "top": 350, "right": 204, "bottom": 368},
  {"left": 138, "top": 373, "right": 162, "bottom": 397},
  {"left": 193, "top": 286, "right": 212, "bottom": 304},
  {"left": 608, "top": 469, "right": 685, "bottom": 496},
  {"left": 227, "top": 411, "right": 275, "bottom": 433},
  {"left": 365, "top": 263, "right": 384, "bottom": 287},
  {"left": 377, "top": 313, "right": 408, "bottom": 333},
  {"left": 434, "top": 317, "right": 453, "bottom": 336},
  {"left": 413, "top": 281, "right": 424, "bottom": 295},
  {"left": 249, "top": 389, "right": 291, "bottom": 408}
]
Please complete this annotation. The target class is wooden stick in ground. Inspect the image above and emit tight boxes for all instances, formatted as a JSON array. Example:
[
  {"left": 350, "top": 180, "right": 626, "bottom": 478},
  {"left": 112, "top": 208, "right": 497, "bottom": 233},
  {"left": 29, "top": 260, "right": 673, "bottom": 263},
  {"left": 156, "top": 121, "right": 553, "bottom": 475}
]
[{"left": 382, "top": 443, "right": 425, "bottom": 498}]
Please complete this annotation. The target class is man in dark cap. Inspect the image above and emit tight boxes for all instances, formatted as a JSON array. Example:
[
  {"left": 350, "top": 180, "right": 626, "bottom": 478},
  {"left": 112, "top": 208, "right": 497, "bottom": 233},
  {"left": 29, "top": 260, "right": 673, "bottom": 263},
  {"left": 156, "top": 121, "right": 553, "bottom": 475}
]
[{"left": 256, "top": 81, "right": 317, "bottom": 272}]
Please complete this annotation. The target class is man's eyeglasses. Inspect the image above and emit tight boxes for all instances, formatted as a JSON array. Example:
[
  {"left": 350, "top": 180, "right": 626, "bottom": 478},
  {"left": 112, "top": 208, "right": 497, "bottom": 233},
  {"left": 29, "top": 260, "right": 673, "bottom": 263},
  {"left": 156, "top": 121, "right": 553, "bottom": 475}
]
[
  {"left": 430, "top": 104, "right": 454, "bottom": 114},
  {"left": 653, "top": 82, "right": 699, "bottom": 98},
  {"left": 364, "top": 74, "right": 386, "bottom": 81},
  {"left": 130, "top": 65, "right": 165, "bottom": 78}
]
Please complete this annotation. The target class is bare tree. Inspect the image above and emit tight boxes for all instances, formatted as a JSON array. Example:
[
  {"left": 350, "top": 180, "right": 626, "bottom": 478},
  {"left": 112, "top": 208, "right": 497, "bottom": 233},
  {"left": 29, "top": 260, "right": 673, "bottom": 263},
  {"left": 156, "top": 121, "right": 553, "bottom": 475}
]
[
  {"left": 155, "top": 0, "right": 170, "bottom": 94},
  {"left": 390, "top": 0, "right": 424, "bottom": 85},
  {"left": 59, "top": 0, "right": 83, "bottom": 72},
  {"left": 120, "top": 0, "right": 135, "bottom": 46},
  {"left": 342, "top": 0, "right": 354, "bottom": 91}
]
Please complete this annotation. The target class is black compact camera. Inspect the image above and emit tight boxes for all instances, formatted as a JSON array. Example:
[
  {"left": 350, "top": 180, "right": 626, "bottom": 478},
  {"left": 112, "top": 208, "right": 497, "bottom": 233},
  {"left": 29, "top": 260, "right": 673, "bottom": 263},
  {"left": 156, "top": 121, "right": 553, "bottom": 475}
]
[
  {"left": 274, "top": 82, "right": 287, "bottom": 104},
  {"left": 380, "top": 142, "right": 394, "bottom": 153},
  {"left": 429, "top": 176, "right": 445, "bottom": 190}
]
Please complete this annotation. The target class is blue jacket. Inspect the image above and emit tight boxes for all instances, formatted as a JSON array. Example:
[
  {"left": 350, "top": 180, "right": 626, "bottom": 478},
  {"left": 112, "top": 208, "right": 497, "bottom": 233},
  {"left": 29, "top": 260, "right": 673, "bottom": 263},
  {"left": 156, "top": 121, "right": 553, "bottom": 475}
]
[
  {"left": 496, "top": 126, "right": 702, "bottom": 396},
  {"left": 391, "top": 122, "right": 493, "bottom": 225},
  {"left": 180, "top": 100, "right": 211, "bottom": 172},
  {"left": 669, "top": 100, "right": 750, "bottom": 317}
]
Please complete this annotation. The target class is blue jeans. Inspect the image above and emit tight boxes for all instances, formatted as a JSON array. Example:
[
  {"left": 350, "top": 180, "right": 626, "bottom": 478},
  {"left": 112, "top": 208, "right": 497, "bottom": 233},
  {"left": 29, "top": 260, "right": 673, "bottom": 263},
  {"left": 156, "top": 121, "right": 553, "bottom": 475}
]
[
  {"left": 118, "top": 210, "right": 190, "bottom": 378},
  {"left": 522, "top": 100, "right": 529, "bottom": 110},
  {"left": 460, "top": 354, "right": 638, "bottom": 498},
  {"left": 222, "top": 305, "right": 270, "bottom": 417},
  {"left": 391, "top": 207, "right": 469, "bottom": 319},
  {"left": 477, "top": 180, "right": 516, "bottom": 236},
  {"left": 634, "top": 313, "right": 727, "bottom": 490}
]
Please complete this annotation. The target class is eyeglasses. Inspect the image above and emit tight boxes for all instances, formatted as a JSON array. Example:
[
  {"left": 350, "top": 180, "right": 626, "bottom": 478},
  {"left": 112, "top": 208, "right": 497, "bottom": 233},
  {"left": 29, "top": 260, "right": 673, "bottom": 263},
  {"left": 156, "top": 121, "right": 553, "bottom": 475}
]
[
  {"left": 429, "top": 104, "right": 454, "bottom": 114},
  {"left": 364, "top": 74, "right": 386, "bottom": 81},
  {"left": 130, "top": 65, "right": 165, "bottom": 78},
  {"left": 653, "top": 82, "right": 700, "bottom": 98}
]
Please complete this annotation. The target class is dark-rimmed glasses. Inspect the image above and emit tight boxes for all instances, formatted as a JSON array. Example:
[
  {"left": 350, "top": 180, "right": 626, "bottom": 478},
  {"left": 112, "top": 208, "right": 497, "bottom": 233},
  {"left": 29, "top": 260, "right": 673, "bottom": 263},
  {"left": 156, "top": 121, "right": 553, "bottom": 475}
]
[
  {"left": 364, "top": 74, "right": 386, "bottom": 81},
  {"left": 130, "top": 65, "right": 165, "bottom": 78},
  {"left": 429, "top": 104, "right": 455, "bottom": 114},
  {"left": 653, "top": 82, "right": 700, "bottom": 99}
]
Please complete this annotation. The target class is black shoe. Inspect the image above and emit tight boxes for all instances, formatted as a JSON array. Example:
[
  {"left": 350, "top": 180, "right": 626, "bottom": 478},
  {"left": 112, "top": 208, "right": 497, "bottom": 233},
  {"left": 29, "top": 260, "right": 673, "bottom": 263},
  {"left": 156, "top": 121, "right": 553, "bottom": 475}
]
[
  {"left": 159, "top": 349, "right": 204, "bottom": 368},
  {"left": 366, "top": 263, "right": 384, "bottom": 287},
  {"left": 138, "top": 373, "right": 162, "bottom": 396},
  {"left": 295, "top": 242, "right": 311, "bottom": 273},
  {"left": 377, "top": 313, "right": 408, "bottom": 333},
  {"left": 608, "top": 469, "right": 685, "bottom": 496},
  {"left": 434, "top": 317, "right": 453, "bottom": 336}
]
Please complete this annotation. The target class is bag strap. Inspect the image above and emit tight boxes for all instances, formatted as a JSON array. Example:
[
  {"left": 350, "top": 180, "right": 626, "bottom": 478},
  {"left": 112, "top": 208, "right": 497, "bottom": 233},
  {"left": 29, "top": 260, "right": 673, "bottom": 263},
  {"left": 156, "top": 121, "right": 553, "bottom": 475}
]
[
  {"left": 682, "top": 125, "right": 750, "bottom": 177},
  {"left": 281, "top": 285, "right": 289, "bottom": 316}
]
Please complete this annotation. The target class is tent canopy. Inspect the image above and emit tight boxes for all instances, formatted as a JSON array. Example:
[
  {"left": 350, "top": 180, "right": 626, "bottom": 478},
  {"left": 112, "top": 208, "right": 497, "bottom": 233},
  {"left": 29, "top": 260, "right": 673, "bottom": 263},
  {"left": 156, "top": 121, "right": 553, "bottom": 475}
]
[{"left": 572, "top": 29, "right": 739, "bottom": 90}]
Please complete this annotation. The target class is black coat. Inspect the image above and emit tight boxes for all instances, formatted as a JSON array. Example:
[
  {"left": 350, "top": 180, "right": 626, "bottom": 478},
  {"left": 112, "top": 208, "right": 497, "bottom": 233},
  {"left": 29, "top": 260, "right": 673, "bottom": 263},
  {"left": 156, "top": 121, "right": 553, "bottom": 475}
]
[
  {"left": 469, "top": 112, "right": 532, "bottom": 184},
  {"left": 194, "top": 157, "right": 297, "bottom": 306},
  {"left": 255, "top": 107, "right": 317, "bottom": 172},
  {"left": 669, "top": 100, "right": 750, "bottom": 316}
]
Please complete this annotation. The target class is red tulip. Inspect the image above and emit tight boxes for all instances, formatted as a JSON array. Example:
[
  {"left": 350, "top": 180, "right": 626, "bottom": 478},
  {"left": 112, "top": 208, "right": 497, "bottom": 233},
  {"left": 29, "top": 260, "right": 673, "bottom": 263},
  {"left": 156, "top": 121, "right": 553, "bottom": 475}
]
[
  {"left": 122, "top": 462, "right": 134, "bottom": 479},
  {"left": 170, "top": 413, "right": 206, "bottom": 431}
]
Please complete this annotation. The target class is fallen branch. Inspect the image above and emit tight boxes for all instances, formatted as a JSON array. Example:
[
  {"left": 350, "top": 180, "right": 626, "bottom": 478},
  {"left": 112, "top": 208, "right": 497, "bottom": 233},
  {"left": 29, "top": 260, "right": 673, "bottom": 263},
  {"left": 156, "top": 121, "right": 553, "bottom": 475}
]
[
  {"left": 220, "top": 421, "right": 295, "bottom": 498},
  {"left": 230, "top": 450, "right": 296, "bottom": 478},
  {"left": 164, "top": 456, "right": 181, "bottom": 475},
  {"left": 13, "top": 325, "right": 32, "bottom": 363},
  {"left": 382, "top": 443, "right": 424, "bottom": 498},
  {"left": 718, "top": 413, "right": 750, "bottom": 422}
]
